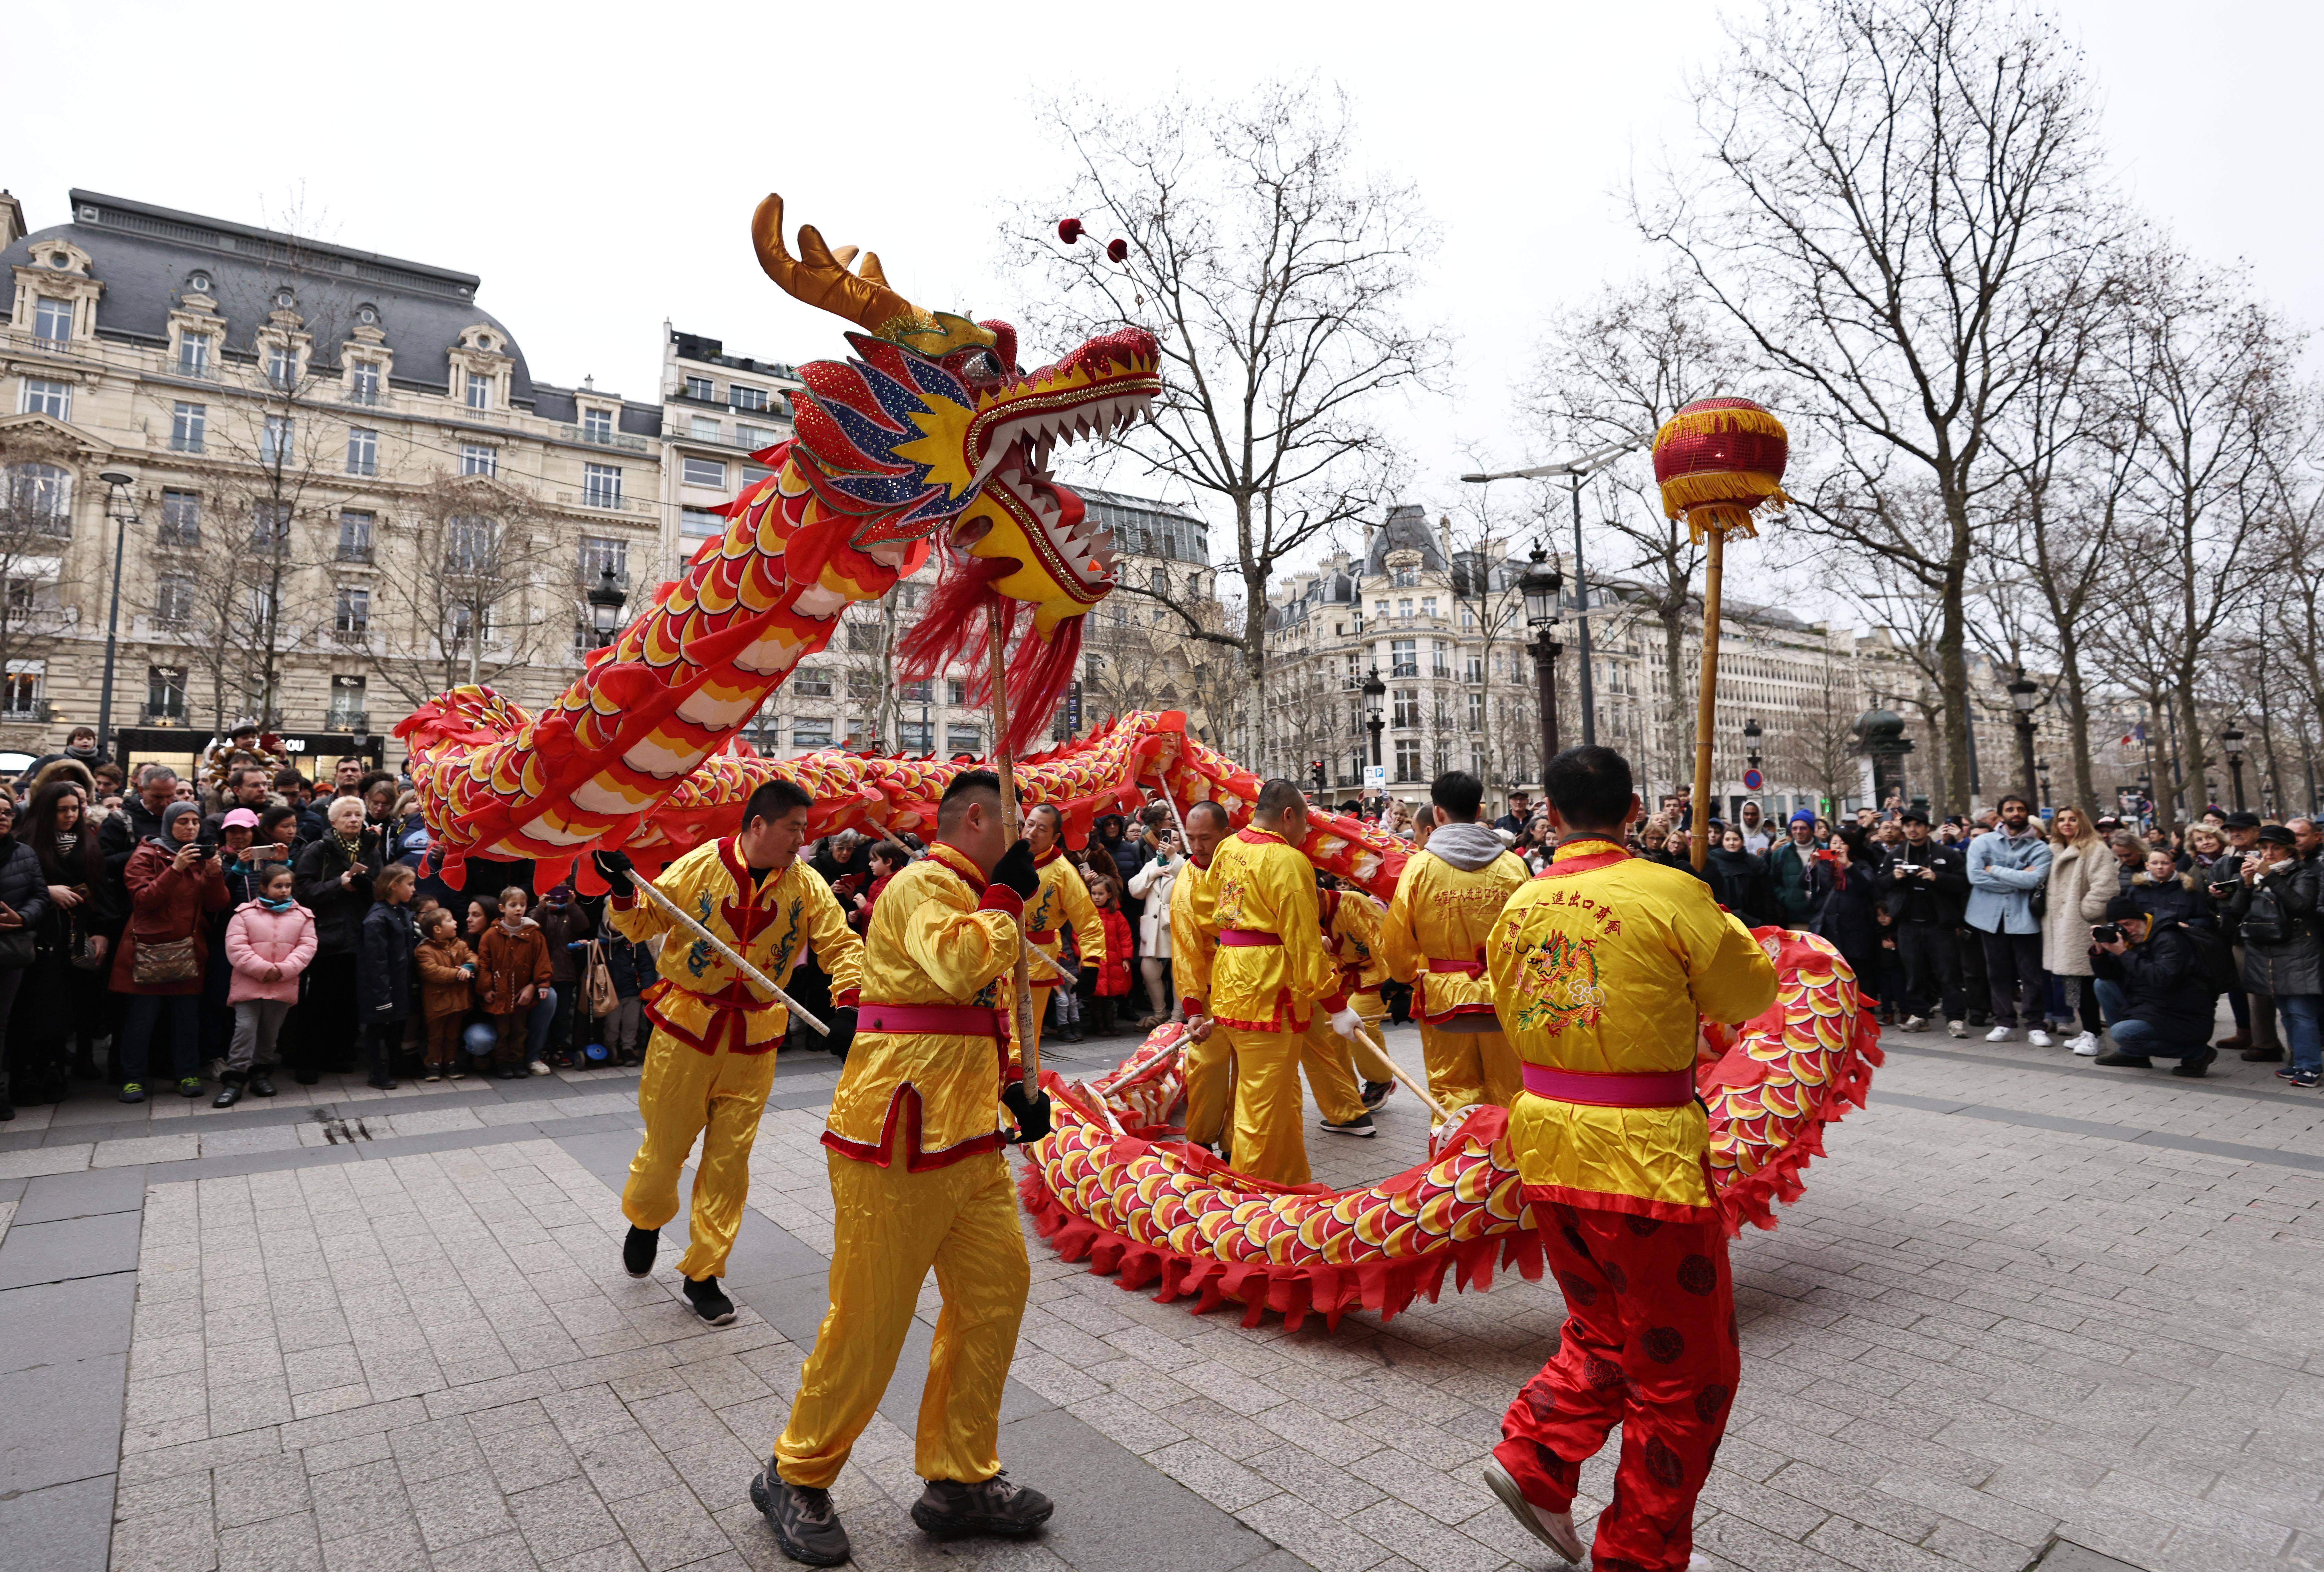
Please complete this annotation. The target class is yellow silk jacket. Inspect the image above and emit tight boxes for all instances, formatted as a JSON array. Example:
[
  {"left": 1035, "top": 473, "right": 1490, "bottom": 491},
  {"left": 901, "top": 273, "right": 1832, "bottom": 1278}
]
[
  {"left": 1207, "top": 827, "right": 1339, "bottom": 1032},
  {"left": 1321, "top": 888, "right": 1391, "bottom": 996},
  {"left": 1168, "top": 854, "right": 1217, "bottom": 1019},
  {"left": 1487, "top": 837, "right": 1777, "bottom": 1222},
  {"left": 822, "top": 842, "right": 1027, "bottom": 1171},
  {"left": 608, "top": 838, "right": 861, "bottom": 1054},
  {"left": 1025, "top": 849, "right": 1101, "bottom": 988},
  {"left": 1383, "top": 844, "right": 1530, "bottom": 1024}
]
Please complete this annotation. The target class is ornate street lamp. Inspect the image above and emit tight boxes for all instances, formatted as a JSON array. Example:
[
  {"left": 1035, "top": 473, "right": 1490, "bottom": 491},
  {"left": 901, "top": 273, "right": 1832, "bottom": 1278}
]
[
  {"left": 1516, "top": 545, "right": 1564, "bottom": 770},
  {"left": 95, "top": 470, "right": 138, "bottom": 760},
  {"left": 2005, "top": 667, "right": 2039, "bottom": 803},
  {"left": 587, "top": 562, "right": 628, "bottom": 648},
  {"left": 1361, "top": 663, "right": 1385, "bottom": 770},
  {"left": 1743, "top": 716, "right": 1762, "bottom": 771},
  {"left": 2223, "top": 724, "right": 2247, "bottom": 813},
  {"left": 2036, "top": 757, "right": 2052, "bottom": 811}
]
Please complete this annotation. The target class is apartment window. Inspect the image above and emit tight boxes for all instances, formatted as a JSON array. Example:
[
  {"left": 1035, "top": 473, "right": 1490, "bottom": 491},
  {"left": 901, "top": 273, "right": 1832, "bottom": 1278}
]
[
  {"left": 349, "top": 360, "right": 379, "bottom": 404},
  {"left": 19, "top": 378, "right": 70, "bottom": 419},
  {"left": 1392, "top": 689, "right": 1419, "bottom": 729},
  {"left": 946, "top": 724, "right": 982, "bottom": 755},
  {"left": 338, "top": 510, "right": 373, "bottom": 562},
  {"left": 682, "top": 457, "right": 727, "bottom": 489},
  {"left": 689, "top": 415, "right": 723, "bottom": 444},
  {"left": 7, "top": 464, "right": 71, "bottom": 536},
  {"left": 582, "top": 407, "right": 612, "bottom": 442},
  {"left": 741, "top": 462, "right": 773, "bottom": 488},
  {"left": 1459, "top": 604, "right": 1476, "bottom": 629},
  {"left": 899, "top": 719, "right": 933, "bottom": 753},
  {"left": 0, "top": 658, "right": 38, "bottom": 717},
  {"left": 261, "top": 414, "right": 292, "bottom": 464},
  {"left": 794, "top": 667, "right": 833, "bottom": 698},
  {"left": 445, "top": 517, "right": 494, "bottom": 575},
  {"left": 246, "top": 503, "right": 292, "bottom": 552},
  {"left": 466, "top": 372, "right": 492, "bottom": 410},
  {"left": 147, "top": 666, "right": 188, "bottom": 720},
  {"left": 583, "top": 464, "right": 622, "bottom": 508},
  {"left": 156, "top": 573, "right": 195, "bottom": 625},
  {"left": 1397, "top": 598, "right": 1412, "bottom": 620},
  {"left": 680, "top": 506, "right": 721, "bottom": 541},
  {"left": 684, "top": 376, "right": 714, "bottom": 401},
  {"left": 334, "top": 587, "right": 370, "bottom": 638},
  {"left": 1394, "top": 737, "right": 1423, "bottom": 784},
  {"left": 1467, "top": 690, "right": 1483, "bottom": 731},
  {"left": 899, "top": 679, "right": 932, "bottom": 704},
  {"left": 735, "top": 424, "right": 774, "bottom": 451},
  {"left": 1466, "top": 654, "right": 1483, "bottom": 684},
  {"left": 346, "top": 427, "right": 378, "bottom": 476},
  {"left": 845, "top": 621, "right": 882, "bottom": 654},
  {"left": 267, "top": 343, "right": 296, "bottom": 388},
  {"left": 179, "top": 331, "right": 212, "bottom": 374},
  {"left": 731, "top": 385, "right": 767, "bottom": 412},
  {"left": 1391, "top": 566, "right": 1417, "bottom": 587},
  {"left": 171, "top": 402, "right": 205, "bottom": 451},
  {"left": 32, "top": 297, "right": 73, "bottom": 342},
  {"left": 160, "top": 489, "right": 201, "bottom": 546},
  {"left": 946, "top": 678, "right": 967, "bottom": 706},
  {"left": 576, "top": 536, "right": 628, "bottom": 592},
  {"left": 1390, "top": 638, "right": 1417, "bottom": 678},
  {"left": 1421, "top": 596, "right": 1438, "bottom": 620},
  {"left": 460, "top": 443, "right": 498, "bottom": 477},
  {"left": 328, "top": 675, "right": 366, "bottom": 726},
  {"left": 793, "top": 718, "right": 833, "bottom": 748},
  {"left": 1431, "top": 640, "right": 1449, "bottom": 678}
]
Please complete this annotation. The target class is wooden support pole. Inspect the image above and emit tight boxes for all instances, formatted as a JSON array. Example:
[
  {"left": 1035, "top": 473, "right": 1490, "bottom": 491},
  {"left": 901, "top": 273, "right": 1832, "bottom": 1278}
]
[
  {"left": 1691, "top": 528, "right": 1725, "bottom": 872},
  {"left": 986, "top": 607, "right": 1041, "bottom": 1091}
]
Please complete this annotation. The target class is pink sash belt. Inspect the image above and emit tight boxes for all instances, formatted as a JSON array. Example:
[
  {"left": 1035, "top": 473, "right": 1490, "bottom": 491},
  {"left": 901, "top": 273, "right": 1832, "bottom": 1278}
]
[
  {"left": 1218, "top": 929, "right": 1281, "bottom": 947},
  {"left": 1520, "top": 1064, "right": 1696, "bottom": 1108},
  {"left": 858, "top": 1003, "right": 1009, "bottom": 1040}
]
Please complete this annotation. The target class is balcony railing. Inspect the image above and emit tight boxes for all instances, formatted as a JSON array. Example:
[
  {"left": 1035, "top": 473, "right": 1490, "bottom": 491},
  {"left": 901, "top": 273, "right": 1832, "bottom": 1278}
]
[
  {"left": 0, "top": 701, "right": 54, "bottom": 724},
  {"left": 169, "top": 436, "right": 205, "bottom": 453},
  {"left": 560, "top": 424, "right": 650, "bottom": 453},
  {"left": 172, "top": 358, "right": 220, "bottom": 382},
  {"left": 330, "top": 625, "right": 369, "bottom": 644},
  {"left": 345, "top": 459, "right": 377, "bottom": 477},
  {"left": 140, "top": 705, "right": 191, "bottom": 727},
  {"left": 343, "top": 386, "right": 381, "bottom": 406},
  {"left": 337, "top": 542, "right": 375, "bottom": 563}
]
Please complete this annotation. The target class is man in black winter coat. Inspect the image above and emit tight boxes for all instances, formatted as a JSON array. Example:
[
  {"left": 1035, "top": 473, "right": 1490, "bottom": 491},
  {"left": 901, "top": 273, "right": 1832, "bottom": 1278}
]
[
  {"left": 1879, "top": 810, "right": 1971, "bottom": 1034},
  {"left": 2089, "top": 895, "right": 2218, "bottom": 1077}
]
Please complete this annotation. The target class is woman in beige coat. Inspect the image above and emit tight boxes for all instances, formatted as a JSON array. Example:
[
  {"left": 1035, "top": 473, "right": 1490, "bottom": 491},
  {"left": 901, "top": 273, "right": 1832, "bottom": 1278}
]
[{"left": 2041, "top": 806, "right": 2110, "bottom": 1056}]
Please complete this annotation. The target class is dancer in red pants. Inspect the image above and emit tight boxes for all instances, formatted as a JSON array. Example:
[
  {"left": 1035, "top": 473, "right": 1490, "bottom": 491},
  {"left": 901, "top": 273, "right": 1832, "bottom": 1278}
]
[{"left": 1481, "top": 746, "right": 1776, "bottom": 1572}]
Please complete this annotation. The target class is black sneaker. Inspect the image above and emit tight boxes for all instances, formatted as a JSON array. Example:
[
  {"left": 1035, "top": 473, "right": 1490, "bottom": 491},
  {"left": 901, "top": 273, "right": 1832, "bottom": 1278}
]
[
  {"left": 1360, "top": 1080, "right": 1394, "bottom": 1111},
  {"left": 2091, "top": 1052, "right": 2152, "bottom": 1068},
  {"left": 623, "top": 1225, "right": 658, "bottom": 1279},
  {"left": 118, "top": 1082, "right": 145, "bottom": 1105},
  {"left": 683, "top": 1275, "right": 736, "bottom": 1325},
  {"left": 910, "top": 1473, "right": 1055, "bottom": 1538},
  {"left": 248, "top": 1072, "right": 276, "bottom": 1097},
  {"left": 750, "top": 1462, "right": 850, "bottom": 1567},
  {"left": 1320, "top": 1112, "right": 1377, "bottom": 1138},
  {"left": 2169, "top": 1048, "right": 2217, "bottom": 1079}
]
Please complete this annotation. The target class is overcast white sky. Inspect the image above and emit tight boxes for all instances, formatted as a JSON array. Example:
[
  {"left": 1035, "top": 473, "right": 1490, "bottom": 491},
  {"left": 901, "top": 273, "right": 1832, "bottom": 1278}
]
[{"left": 14, "top": 0, "right": 2320, "bottom": 612}]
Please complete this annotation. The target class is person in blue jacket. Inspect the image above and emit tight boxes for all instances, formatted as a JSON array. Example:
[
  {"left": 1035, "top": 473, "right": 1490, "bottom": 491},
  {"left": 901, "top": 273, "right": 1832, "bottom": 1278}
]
[{"left": 1964, "top": 794, "right": 2055, "bottom": 1044}]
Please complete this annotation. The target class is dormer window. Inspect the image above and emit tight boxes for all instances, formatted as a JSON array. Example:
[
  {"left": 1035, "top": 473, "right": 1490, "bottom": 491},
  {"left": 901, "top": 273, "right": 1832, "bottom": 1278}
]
[
  {"left": 349, "top": 361, "right": 379, "bottom": 405},
  {"left": 582, "top": 408, "right": 612, "bottom": 442},
  {"left": 32, "top": 297, "right": 72, "bottom": 342},
  {"left": 267, "top": 344, "right": 297, "bottom": 388},
  {"left": 188, "top": 272, "right": 211, "bottom": 293},
  {"left": 274, "top": 287, "right": 296, "bottom": 309},
  {"left": 466, "top": 372, "right": 492, "bottom": 410},
  {"left": 357, "top": 304, "right": 378, "bottom": 326},
  {"left": 179, "top": 332, "right": 213, "bottom": 375}
]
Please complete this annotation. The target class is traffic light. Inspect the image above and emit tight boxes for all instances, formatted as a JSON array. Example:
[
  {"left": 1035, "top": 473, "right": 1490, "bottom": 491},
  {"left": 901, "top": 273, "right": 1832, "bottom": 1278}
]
[{"left": 1311, "top": 759, "right": 1326, "bottom": 790}]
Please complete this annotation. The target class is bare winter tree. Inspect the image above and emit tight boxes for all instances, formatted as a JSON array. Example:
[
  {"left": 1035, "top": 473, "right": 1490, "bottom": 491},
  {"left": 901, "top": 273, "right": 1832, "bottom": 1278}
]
[
  {"left": 1642, "top": 0, "right": 2114, "bottom": 812},
  {"left": 368, "top": 473, "right": 562, "bottom": 708},
  {"left": 1524, "top": 272, "right": 1763, "bottom": 794},
  {"left": 1016, "top": 78, "right": 1441, "bottom": 772}
]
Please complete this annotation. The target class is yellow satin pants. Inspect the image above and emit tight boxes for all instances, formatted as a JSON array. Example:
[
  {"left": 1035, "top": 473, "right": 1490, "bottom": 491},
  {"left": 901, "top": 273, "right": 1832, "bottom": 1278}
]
[
  {"left": 1219, "top": 1026, "right": 1310, "bottom": 1186},
  {"left": 623, "top": 1035, "right": 778, "bottom": 1281},
  {"left": 1295, "top": 1013, "right": 1368, "bottom": 1126},
  {"left": 1417, "top": 1019, "right": 1521, "bottom": 1117},
  {"left": 1183, "top": 1024, "right": 1235, "bottom": 1149},
  {"left": 773, "top": 1127, "right": 1028, "bottom": 1488}
]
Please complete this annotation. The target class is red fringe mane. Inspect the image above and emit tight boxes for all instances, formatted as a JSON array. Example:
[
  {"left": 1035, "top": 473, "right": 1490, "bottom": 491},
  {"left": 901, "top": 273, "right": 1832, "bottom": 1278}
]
[{"left": 896, "top": 538, "right": 1084, "bottom": 757}]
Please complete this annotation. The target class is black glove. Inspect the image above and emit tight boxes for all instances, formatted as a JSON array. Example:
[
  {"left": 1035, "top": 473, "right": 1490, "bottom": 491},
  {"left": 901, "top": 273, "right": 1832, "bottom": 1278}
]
[
  {"left": 1001, "top": 1080, "right": 1053, "bottom": 1143},
  {"left": 592, "top": 848, "right": 635, "bottom": 888},
  {"left": 822, "top": 1006, "right": 857, "bottom": 1064},
  {"left": 991, "top": 838, "right": 1039, "bottom": 900}
]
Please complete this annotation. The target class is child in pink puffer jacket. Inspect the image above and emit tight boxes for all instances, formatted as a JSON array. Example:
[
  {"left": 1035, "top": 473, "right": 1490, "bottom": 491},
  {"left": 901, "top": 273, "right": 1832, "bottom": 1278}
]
[{"left": 217, "top": 864, "right": 319, "bottom": 1107}]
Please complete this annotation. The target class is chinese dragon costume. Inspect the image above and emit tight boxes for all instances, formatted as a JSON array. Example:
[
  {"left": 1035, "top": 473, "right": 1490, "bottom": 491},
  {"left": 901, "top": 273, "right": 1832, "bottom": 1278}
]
[{"left": 402, "top": 198, "right": 1879, "bottom": 1335}]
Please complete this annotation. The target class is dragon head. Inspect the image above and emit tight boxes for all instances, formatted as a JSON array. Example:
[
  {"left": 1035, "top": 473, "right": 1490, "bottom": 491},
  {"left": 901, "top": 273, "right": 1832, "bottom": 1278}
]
[{"left": 754, "top": 195, "right": 1161, "bottom": 635}]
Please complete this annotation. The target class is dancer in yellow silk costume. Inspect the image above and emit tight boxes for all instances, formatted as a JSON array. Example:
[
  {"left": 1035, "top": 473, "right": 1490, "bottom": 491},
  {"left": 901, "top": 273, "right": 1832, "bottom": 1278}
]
[
  {"left": 1017, "top": 803, "right": 1102, "bottom": 1062},
  {"left": 1479, "top": 745, "right": 1775, "bottom": 1572},
  {"left": 597, "top": 778, "right": 862, "bottom": 1326},
  {"left": 1205, "top": 779, "right": 1369, "bottom": 1185},
  {"left": 1171, "top": 799, "right": 1232, "bottom": 1149},
  {"left": 1383, "top": 770, "right": 1530, "bottom": 1116},
  {"left": 755, "top": 770, "right": 1057, "bottom": 1567},
  {"left": 1304, "top": 881, "right": 1403, "bottom": 1120}
]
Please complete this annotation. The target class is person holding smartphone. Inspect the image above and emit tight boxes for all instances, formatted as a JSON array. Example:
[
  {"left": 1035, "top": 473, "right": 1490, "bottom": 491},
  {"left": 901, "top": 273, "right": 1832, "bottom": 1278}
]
[
  {"left": 112, "top": 802, "right": 228, "bottom": 1102},
  {"left": 289, "top": 795, "right": 380, "bottom": 1084}
]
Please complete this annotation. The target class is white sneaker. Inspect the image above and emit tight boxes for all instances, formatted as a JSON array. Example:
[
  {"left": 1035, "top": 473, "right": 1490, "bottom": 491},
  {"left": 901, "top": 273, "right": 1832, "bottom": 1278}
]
[
  {"left": 1481, "top": 1462, "right": 1582, "bottom": 1564},
  {"left": 2067, "top": 1032, "right": 2101, "bottom": 1056},
  {"left": 1985, "top": 1026, "right": 2013, "bottom": 1043},
  {"left": 2027, "top": 1028, "right": 2052, "bottom": 1047},
  {"left": 1947, "top": 1020, "right": 1967, "bottom": 1038},
  {"left": 528, "top": 1059, "right": 552, "bottom": 1076},
  {"left": 1901, "top": 1015, "right": 1928, "bottom": 1032}
]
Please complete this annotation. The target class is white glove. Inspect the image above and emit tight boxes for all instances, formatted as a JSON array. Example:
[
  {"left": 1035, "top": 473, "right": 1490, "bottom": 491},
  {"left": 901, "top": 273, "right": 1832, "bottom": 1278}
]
[{"left": 1328, "top": 1007, "right": 1367, "bottom": 1043}]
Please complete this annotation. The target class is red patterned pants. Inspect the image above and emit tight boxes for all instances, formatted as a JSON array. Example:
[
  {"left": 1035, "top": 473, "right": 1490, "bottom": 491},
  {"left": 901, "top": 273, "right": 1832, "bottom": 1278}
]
[{"left": 1493, "top": 1198, "right": 1739, "bottom": 1572}]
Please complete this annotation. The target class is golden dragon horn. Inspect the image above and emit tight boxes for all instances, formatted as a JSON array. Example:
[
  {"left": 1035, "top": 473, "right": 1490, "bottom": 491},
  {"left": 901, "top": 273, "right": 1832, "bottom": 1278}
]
[{"left": 752, "top": 193, "right": 925, "bottom": 340}]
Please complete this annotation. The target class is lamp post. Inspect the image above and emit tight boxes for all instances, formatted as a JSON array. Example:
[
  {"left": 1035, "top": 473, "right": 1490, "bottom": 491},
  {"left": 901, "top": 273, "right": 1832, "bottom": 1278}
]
[
  {"left": 2223, "top": 724, "right": 2246, "bottom": 813},
  {"left": 94, "top": 471, "right": 138, "bottom": 761},
  {"left": 1516, "top": 547, "right": 1564, "bottom": 776},
  {"left": 1361, "top": 663, "right": 1385, "bottom": 772},
  {"left": 585, "top": 562, "right": 628, "bottom": 649},
  {"left": 2005, "top": 667, "right": 2039, "bottom": 804},
  {"left": 1743, "top": 716, "right": 1762, "bottom": 773},
  {"left": 2036, "top": 758, "right": 2052, "bottom": 812},
  {"left": 1461, "top": 441, "right": 1630, "bottom": 747}
]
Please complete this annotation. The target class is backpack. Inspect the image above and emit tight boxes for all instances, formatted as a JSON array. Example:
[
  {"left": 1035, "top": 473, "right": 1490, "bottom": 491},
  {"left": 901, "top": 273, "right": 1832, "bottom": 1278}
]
[{"left": 2179, "top": 920, "right": 2237, "bottom": 996}]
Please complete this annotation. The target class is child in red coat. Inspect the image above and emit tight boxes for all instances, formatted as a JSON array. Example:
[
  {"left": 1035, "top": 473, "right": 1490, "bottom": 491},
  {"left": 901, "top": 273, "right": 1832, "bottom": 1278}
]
[{"left": 1088, "top": 878, "right": 1135, "bottom": 1037}]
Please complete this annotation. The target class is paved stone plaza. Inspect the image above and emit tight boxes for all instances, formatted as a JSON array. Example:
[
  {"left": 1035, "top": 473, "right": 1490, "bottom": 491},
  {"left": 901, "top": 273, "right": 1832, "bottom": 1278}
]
[{"left": 0, "top": 1020, "right": 2320, "bottom": 1572}]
